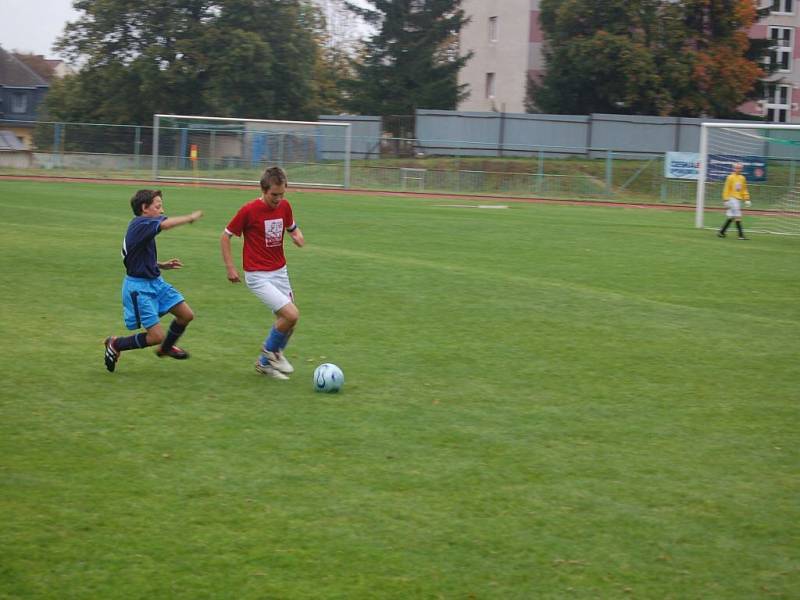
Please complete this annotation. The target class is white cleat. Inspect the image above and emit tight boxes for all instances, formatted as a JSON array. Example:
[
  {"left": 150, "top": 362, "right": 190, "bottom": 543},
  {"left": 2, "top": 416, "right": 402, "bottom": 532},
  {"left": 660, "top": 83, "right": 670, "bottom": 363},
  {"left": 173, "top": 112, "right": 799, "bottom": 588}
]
[
  {"left": 255, "top": 359, "right": 289, "bottom": 380},
  {"left": 262, "top": 349, "right": 294, "bottom": 374}
]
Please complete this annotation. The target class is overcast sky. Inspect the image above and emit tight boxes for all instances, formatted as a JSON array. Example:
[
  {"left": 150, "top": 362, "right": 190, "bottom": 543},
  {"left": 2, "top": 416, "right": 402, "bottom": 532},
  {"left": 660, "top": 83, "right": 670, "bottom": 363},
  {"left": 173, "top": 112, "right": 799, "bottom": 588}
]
[
  {"left": 0, "top": 0, "right": 80, "bottom": 57},
  {"left": 0, "top": 0, "right": 371, "bottom": 59}
]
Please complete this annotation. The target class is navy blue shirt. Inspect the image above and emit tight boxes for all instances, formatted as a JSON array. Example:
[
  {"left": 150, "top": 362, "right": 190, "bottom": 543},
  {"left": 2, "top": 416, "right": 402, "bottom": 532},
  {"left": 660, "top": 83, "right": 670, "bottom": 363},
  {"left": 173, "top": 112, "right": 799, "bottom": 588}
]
[{"left": 122, "top": 215, "right": 166, "bottom": 279}]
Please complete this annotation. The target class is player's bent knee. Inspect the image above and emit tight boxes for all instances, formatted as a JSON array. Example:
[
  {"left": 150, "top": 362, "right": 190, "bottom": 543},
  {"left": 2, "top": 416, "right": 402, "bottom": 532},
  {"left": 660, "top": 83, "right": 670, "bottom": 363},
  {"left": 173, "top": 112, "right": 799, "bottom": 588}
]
[
  {"left": 278, "top": 303, "right": 299, "bottom": 325},
  {"left": 173, "top": 302, "right": 194, "bottom": 323}
]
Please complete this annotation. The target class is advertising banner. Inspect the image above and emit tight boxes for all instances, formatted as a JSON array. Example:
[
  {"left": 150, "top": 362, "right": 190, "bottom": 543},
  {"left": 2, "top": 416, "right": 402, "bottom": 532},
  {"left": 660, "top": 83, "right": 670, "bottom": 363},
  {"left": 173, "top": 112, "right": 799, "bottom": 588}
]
[
  {"left": 665, "top": 152, "right": 701, "bottom": 179},
  {"left": 706, "top": 155, "right": 767, "bottom": 182}
]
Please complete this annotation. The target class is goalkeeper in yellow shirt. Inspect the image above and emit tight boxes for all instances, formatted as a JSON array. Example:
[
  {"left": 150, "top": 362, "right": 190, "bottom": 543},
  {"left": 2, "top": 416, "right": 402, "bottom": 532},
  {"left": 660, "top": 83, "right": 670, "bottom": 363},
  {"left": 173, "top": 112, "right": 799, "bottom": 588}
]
[{"left": 718, "top": 162, "right": 750, "bottom": 239}]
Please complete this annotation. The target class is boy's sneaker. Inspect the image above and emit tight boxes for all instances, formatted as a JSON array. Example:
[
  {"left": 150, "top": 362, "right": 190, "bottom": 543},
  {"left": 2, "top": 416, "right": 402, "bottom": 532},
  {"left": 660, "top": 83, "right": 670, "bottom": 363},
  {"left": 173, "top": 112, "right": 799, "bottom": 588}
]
[
  {"left": 156, "top": 345, "right": 190, "bottom": 359},
  {"left": 717, "top": 232, "right": 726, "bottom": 238},
  {"left": 104, "top": 337, "right": 119, "bottom": 372},
  {"left": 261, "top": 349, "right": 294, "bottom": 374},
  {"left": 738, "top": 236, "right": 749, "bottom": 240},
  {"left": 255, "top": 359, "right": 289, "bottom": 380}
]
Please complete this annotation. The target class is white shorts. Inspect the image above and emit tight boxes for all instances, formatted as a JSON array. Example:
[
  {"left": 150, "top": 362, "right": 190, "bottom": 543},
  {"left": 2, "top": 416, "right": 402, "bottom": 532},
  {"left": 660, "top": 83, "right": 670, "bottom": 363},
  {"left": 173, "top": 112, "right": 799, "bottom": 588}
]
[
  {"left": 725, "top": 198, "right": 742, "bottom": 218},
  {"left": 245, "top": 267, "right": 294, "bottom": 313}
]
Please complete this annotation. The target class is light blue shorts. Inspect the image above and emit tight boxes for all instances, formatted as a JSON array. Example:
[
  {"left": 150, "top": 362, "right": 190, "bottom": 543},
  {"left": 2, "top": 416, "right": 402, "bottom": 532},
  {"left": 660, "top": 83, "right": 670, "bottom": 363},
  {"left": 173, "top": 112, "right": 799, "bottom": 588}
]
[{"left": 122, "top": 276, "right": 184, "bottom": 330}]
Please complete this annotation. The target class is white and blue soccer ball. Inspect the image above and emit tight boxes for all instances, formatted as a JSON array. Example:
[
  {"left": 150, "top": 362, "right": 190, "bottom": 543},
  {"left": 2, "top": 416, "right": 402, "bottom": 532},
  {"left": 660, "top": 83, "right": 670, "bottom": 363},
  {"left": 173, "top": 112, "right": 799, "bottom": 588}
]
[{"left": 313, "top": 363, "right": 344, "bottom": 393}]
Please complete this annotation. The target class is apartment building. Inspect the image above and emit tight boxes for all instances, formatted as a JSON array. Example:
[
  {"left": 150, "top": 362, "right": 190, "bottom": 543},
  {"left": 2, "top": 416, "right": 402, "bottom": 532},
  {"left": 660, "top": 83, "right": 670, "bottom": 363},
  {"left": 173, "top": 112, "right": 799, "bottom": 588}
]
[
  {"left": 457, "top": 0, "right": 537, "bottom": 113},
  {"left": 743, "top": 0, "right": 800, "bottom": 122},
  {"left": 0, "top": 47, "right": 49, "bottom": 149},
  {"left": 458, "top": 0, "right": 800, "bottom": 123}
]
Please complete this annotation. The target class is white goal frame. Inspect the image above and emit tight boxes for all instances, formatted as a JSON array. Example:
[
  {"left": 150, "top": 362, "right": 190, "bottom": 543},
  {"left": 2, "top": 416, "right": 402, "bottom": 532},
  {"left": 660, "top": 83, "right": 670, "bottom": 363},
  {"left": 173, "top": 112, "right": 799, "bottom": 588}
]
[
  {"left": 696, "top": 121, "right": 800, "bottom": 230},
  {"left": 152, "top": 114, "right": 352, "bottom": 188}
]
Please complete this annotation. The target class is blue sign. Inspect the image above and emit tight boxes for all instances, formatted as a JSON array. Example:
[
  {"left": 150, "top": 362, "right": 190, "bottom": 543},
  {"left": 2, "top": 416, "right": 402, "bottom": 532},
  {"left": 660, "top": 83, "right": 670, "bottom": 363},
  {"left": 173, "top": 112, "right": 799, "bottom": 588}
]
[
  {"left": 665, "top": 152, "right": 700, "bottom": 179},
  {"left": 707, "top": 155, "right": 767, "bottom": 182}
]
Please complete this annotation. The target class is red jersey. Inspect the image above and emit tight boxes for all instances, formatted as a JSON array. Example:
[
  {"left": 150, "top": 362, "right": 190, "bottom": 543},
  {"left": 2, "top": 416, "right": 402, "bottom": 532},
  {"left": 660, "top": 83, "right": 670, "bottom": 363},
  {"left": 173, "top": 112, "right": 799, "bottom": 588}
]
[{"left": 225, "top": 197, "right": 296, "bottom": 272}]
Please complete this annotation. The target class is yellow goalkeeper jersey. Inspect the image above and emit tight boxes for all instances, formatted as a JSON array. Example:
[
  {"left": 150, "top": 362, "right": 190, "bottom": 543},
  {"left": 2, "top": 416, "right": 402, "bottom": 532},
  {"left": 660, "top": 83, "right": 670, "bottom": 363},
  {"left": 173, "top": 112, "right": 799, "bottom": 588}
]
[{"left": 723, "top": 173, "right": 750, "bottom": 201}]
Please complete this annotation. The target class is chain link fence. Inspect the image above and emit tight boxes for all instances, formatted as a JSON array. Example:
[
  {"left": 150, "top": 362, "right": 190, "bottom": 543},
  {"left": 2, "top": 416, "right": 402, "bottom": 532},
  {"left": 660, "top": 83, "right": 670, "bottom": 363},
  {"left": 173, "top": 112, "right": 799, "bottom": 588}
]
[{"left": 0, "top": 118, "right": 703, "bottom": 204}]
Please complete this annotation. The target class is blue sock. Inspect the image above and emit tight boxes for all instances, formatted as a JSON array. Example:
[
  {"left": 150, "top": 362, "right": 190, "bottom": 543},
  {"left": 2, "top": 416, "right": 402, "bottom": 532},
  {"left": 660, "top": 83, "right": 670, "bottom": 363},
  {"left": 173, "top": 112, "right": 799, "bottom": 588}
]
[
  {"left": 279, "top": 329, "right": 293, "bottom": 351},
  {"left": 264, "top": 326, "right": 288, "bottom": 353}
]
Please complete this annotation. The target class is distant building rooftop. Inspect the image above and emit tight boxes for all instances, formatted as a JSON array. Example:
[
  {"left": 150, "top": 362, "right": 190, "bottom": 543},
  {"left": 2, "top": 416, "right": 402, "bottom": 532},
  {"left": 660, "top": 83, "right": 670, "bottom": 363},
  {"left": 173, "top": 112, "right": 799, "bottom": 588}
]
[
  {"left": 0, "top": 131, "right": 26, "bottom": 151},
  {"left": 0, "top": 46, "right": 49, "bottom": 87}
]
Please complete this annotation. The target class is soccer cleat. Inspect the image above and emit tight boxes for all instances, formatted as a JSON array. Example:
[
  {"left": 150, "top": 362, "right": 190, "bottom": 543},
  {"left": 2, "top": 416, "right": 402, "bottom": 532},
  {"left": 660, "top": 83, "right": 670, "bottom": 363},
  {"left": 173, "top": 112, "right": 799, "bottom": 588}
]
[
  {"left": 156, "top": 345, "right": 190, "bottom": 359},
  {"left": 104, "top": 337, "right": 119, "bottom": 372},
  {"left": 717, "top": 232, "right": 726, "bottom": 238},
  {"left": 255, "top": 359, "right": 290, "bottom": 380},
  {"left": 262, "top": 349, "right": 294, "bottom": 374},
  {"left": 738, "top": 236, "right": 749, "bottom": 240}
]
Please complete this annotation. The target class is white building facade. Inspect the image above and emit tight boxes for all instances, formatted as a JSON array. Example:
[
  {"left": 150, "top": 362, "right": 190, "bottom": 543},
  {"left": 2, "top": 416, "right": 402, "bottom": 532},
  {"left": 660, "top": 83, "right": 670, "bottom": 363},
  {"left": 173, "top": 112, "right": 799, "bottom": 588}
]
[
  {"left": 741, "top": 0, "right": 800, "bottom": 122},
  {"left": 457, "top": 0, "right": 800, "bottom": 123},
  {"left": 457, "top": 0, "right": 541, "bottom": 114}
]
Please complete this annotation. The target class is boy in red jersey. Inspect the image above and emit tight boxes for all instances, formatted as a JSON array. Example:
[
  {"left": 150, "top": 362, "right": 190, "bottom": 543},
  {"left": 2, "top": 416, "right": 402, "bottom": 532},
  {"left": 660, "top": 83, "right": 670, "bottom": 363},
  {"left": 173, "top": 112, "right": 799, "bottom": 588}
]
[{"left": 220, "top": 166, "right": 305, "bottom": 379}]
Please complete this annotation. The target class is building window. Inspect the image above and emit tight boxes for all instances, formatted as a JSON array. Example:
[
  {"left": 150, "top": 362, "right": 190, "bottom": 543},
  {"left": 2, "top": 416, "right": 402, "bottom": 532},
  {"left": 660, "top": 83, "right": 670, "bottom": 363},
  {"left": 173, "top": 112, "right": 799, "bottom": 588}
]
[
  {"left": 772, "top": 0, "right": 794, "bottom": 14},
  {"left": 769, "top": 27, "right": 793, "bottom": 72},
  {"left": 485, "top": 73, "right": 495, "bottom": 99},
  {"left": 488, "top": 16, "right": 498, "bottom": 43},
  {"left": 764, "top": 83, "right": 791, "bottom": 123},
  {"left": 11, "top": 92, "right": 28, "bottom": 114}
]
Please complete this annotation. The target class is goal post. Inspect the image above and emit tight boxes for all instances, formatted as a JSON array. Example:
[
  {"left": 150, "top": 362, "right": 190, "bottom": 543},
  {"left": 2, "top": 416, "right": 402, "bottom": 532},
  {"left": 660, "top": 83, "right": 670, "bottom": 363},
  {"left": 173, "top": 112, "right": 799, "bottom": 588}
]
[
  {"left": 697, "top": 122, "right": 800, "bottom": 236},
  {"left": 152, "top": 114, "right": 351, "bottom": 188}
]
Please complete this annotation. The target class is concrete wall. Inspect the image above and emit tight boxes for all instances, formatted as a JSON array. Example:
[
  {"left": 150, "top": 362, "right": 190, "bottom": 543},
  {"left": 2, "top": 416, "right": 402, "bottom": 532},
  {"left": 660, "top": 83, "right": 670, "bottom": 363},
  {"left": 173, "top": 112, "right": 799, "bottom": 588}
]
[
  {"left": 414, "top": 109, "right": 783, "bottom": 158},
  {"left": 0, "top": 150, "right": 33, "bottom": 168},
  {"left": 319, "top": 115, "right": 382, "bottom": 159}
]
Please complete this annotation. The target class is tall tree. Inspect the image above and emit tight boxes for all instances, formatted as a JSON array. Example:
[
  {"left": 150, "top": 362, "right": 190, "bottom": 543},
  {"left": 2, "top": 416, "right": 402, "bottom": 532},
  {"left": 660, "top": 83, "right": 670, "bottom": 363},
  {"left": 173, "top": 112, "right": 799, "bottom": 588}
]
[
  {"left": 314, "top": 0, "right": 369, "bottom": 55},
  {"left": 44, "top": 0, "right": 328, "bottom": 124},
  {"left": 529, "top": 0, "right": 767, "bottom": 117},
  {"left": 680, "top": 0, "right": 768, "bottom": 117},
  {"left": 306, "top": 0, "right": 364, "bottom": 115},
  {"left": 343, "top": 0, "right": 471, "bottom": 126}
]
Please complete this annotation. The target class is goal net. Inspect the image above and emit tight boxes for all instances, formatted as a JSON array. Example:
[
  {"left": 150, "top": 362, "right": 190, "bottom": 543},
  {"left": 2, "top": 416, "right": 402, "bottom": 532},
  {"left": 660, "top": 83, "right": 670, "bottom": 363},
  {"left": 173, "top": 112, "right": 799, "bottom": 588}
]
[
  {"left": 697, "top": 123, "right": 800, "bottom": 236},
  {"left": 152, "top": 114, "right": 351, "bottom": 188}
]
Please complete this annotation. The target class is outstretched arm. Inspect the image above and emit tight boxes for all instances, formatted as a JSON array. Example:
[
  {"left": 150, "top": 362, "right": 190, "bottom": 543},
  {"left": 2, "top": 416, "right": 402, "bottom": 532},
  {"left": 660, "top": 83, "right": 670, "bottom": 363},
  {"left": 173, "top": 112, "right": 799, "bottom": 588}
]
[
  {"left": 220, "top": 231, "right": 241, "bottom": 283},
  {"left": 161, "top": 210, "right": 203, "bottom": 230}
]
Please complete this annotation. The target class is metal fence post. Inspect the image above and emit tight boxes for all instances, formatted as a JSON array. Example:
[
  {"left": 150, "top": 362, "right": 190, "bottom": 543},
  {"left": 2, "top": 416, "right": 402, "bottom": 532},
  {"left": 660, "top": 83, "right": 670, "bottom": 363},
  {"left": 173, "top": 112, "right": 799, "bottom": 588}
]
[
  {"left": 52, "top": 122, "right": 61, "bottom": 167},
  {"left": 179, "top": 128, "right": 188, "bottom": 170},
  {"left": 210, "top": 130, "right": 216, "bottom": 176},
  {"left": 152, "top": 114, "right": 159, "bottom": 180},
  {"left": 134, "top": 126, "right": 141, "bottom": 172},
  {"left": 498, "top": 108, "right": 505, "bottom": 158},
  {"left": 605, "top": 150, "right": 613, "bottom": 195},
  {"left": 537, "top": 149, "right": 544, "bottom": 193}
]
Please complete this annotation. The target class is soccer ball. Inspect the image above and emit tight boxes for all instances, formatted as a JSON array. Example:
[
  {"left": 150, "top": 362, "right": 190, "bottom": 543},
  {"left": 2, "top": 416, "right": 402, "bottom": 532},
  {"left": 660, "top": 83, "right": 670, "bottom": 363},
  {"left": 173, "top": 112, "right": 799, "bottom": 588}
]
[{"left": 313, "top": 363, "right": 344, "bottom": 393}]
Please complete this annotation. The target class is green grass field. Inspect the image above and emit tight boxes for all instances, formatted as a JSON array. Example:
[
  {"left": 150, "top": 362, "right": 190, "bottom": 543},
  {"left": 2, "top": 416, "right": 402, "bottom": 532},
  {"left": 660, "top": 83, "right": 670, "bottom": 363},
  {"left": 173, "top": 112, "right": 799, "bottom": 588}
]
[{"left": 1, "top": 179, "right": 798, "bottom": 599}]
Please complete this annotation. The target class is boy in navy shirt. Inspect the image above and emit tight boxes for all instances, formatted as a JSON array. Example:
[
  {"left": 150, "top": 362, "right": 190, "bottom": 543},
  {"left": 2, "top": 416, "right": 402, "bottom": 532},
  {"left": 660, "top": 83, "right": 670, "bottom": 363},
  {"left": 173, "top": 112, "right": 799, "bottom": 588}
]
[{"left": 104, "top": 189, "right": 203, "bottom": 372}]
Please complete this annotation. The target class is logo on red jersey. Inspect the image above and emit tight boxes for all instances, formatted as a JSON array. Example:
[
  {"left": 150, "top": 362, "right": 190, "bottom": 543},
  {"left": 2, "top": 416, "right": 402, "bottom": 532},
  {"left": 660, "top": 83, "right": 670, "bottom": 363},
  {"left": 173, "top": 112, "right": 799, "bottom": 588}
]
[{"left": 264, "top": 219, "right": 284, "bottom": 247}]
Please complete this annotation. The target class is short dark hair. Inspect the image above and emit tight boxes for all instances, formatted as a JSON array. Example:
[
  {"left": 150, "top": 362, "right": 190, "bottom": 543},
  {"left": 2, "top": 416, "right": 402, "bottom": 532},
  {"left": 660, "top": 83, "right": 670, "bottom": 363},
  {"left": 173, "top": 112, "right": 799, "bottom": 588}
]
[
  {"left": 260, "top": 166, "right": 288, "bottom": 191},
  {"left": 130, "top": 189, "right": 162, "bottom": 216}
]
